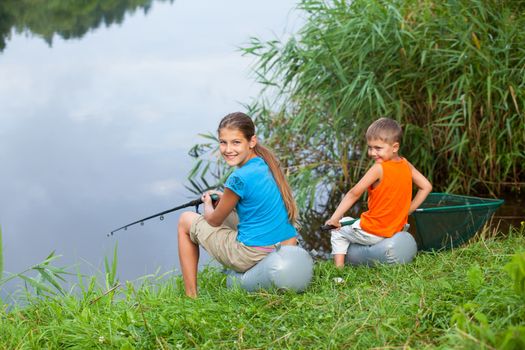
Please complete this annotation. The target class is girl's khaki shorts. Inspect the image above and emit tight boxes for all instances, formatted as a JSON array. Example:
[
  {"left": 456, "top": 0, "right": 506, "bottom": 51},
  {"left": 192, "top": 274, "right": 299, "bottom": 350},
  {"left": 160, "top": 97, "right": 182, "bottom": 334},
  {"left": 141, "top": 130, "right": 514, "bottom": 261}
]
[{"left": 189, "top": 212, "right": 271, "bottom": 272}]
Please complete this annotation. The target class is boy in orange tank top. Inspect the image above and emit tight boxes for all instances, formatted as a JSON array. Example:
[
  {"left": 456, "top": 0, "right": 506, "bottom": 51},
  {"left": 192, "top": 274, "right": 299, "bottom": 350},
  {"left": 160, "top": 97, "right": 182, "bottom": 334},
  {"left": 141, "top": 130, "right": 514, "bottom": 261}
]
[{"left": 325, "top": 118, "right": 432, "bottom": 268}]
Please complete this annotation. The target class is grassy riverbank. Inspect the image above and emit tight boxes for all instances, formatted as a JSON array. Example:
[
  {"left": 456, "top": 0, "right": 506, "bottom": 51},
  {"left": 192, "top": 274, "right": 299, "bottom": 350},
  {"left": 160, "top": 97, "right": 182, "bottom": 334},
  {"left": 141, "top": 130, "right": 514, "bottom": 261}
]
[{"left": 1, "top": 229, "right": 524, "bottom": 349}]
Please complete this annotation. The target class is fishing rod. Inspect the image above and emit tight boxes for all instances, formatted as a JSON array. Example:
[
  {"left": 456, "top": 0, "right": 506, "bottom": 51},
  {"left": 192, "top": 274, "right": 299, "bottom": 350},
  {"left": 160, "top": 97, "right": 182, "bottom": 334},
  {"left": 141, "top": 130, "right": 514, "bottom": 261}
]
[
  {"left": 108, "top": 194, "right": 219, "bottom": 237},
  {"left": 320, "top": 218, "right": 358, "bottom": 231}
]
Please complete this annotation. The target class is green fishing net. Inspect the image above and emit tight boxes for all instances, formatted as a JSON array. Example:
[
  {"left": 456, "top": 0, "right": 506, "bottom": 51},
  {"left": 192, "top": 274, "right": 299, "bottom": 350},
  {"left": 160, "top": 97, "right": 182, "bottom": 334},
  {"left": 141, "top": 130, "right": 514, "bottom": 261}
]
[{"left": 411, "top": 193, "right": 504, "bottom": 251}]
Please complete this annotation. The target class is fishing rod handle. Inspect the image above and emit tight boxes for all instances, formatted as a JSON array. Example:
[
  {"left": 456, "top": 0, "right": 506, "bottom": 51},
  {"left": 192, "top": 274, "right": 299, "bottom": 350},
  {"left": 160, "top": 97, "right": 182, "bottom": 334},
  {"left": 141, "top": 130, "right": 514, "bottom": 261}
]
[
  {"left": 195, "top": 193, "right": 220, "bottom": 204},
  {"left": 320, "top": 224, "right": 337, "bottom": 231},
  {"left": 320, "top": 218, "right": 358, "bottom": 231}
]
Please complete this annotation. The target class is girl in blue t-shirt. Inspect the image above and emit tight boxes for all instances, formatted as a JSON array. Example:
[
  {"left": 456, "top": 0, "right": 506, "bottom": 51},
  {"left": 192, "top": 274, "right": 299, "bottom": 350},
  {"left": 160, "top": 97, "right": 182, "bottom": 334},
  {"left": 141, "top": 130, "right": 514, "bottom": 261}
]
[{"left": 177, "top": 112, "right": 298, "bottom": 297}]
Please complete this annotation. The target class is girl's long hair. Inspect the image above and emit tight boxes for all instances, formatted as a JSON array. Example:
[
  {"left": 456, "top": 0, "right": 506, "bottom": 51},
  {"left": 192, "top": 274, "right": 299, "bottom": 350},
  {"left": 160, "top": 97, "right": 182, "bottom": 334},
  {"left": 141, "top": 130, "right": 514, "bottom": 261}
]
[{"left": 218, "top": 112, "right": 298, "bottom": 225}]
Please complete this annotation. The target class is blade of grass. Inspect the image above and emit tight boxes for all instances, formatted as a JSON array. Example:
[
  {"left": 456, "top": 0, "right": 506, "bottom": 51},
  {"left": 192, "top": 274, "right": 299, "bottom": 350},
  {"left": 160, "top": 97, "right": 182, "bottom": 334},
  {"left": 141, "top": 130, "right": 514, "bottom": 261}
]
[{"left": 0, "top": 226, "right": 3, "bottom": 282}]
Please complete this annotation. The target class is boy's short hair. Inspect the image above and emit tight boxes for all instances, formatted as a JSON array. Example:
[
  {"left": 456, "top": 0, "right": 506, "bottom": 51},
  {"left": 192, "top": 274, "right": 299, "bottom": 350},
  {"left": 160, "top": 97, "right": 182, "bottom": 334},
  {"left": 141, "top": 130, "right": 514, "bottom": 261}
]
[{"left": 366, "top": 117, "right": 402, "bottom": 144}]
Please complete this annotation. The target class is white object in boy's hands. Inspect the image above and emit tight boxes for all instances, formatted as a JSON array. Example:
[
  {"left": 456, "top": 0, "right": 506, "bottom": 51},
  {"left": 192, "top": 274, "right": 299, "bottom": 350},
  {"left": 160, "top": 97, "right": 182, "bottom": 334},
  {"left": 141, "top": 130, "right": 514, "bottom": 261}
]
[{"left": 339, "top": 217, "right": 355, "bottom": 226}]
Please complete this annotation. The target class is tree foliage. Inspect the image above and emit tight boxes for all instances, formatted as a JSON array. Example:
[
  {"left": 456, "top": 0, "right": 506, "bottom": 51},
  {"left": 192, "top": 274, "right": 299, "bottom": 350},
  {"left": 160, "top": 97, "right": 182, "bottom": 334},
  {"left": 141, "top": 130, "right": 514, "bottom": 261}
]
[{"left": 0, "top": 0, "right": 173, "bottom": 51}]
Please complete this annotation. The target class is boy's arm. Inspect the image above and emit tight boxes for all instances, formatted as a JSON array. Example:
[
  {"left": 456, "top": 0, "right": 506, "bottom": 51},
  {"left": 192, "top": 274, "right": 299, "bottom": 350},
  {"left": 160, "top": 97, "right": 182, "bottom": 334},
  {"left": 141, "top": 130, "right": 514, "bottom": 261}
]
[
  {"left": 326, "top": 164, "right": 382, "bottom": 227},
  {"left": 408, "top": 163, "right": 432, "bottom": 214}
]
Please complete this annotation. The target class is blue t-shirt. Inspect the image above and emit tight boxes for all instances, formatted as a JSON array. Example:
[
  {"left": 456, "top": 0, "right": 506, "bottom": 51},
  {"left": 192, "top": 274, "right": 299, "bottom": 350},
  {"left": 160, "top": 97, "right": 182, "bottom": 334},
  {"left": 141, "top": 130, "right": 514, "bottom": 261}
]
[{"left": 224, "top": 157, "right": 297, "bottom": 246}]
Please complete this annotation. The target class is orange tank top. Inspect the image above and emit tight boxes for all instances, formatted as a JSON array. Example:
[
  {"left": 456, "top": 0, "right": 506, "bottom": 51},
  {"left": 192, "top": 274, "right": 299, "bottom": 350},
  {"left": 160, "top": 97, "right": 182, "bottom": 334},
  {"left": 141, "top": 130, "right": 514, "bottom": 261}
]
[{"left": 360, "top": 158, "right": 412, "bottom": 237}]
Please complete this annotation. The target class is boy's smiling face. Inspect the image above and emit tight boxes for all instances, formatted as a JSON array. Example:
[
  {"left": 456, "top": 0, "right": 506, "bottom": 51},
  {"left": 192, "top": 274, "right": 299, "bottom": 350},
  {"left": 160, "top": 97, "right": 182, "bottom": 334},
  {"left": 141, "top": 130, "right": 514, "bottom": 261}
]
[{"left": 367, "top": 138, "right": 400, "bottom": 163}]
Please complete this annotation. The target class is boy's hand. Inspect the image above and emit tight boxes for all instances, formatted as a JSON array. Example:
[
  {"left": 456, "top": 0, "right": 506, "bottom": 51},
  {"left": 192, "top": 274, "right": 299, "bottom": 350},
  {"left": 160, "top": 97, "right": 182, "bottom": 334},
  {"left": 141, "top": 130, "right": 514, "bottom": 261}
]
[{"left": 325, "top": 218, "right": 341, "bottom": 229}]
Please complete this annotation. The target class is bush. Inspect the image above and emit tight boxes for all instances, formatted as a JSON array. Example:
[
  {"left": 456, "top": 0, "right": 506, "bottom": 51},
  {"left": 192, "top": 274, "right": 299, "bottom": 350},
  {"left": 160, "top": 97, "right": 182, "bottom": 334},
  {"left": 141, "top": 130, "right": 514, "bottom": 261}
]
[{"left": 240, "top": 0, "right": 524, "bottom": 209}]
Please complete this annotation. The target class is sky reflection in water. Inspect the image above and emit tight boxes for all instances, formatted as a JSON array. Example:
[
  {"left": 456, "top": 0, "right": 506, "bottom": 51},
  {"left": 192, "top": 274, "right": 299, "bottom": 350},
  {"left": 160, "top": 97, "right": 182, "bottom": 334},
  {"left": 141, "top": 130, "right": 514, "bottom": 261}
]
[{"left": 0, "top": 0, "right": 301, "bottom": 287}]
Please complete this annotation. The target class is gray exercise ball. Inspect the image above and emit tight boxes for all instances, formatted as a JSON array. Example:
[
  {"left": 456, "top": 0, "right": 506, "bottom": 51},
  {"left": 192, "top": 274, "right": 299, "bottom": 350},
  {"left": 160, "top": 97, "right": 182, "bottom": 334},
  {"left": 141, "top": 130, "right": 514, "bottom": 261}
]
[
  {"left": 346, "top": 231, "right": 418, "bottom": 266},
  {"left": 226, "top": 245, "right": 313, "bottom": 292}
]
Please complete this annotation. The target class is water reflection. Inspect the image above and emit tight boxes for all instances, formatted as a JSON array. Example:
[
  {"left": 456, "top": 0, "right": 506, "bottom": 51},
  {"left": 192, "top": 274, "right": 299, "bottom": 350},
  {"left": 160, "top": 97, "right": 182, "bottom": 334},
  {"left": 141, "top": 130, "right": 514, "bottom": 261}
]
[{"left": 0, "top": 0, "right": 173, "bottom": 51}]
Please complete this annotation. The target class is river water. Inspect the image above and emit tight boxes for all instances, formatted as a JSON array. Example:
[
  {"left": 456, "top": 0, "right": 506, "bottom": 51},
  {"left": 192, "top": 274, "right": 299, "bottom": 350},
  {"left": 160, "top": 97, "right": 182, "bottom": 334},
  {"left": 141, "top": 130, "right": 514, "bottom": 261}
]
[{"left": 0, "top": 0, "right": 302, "bottom": 297}]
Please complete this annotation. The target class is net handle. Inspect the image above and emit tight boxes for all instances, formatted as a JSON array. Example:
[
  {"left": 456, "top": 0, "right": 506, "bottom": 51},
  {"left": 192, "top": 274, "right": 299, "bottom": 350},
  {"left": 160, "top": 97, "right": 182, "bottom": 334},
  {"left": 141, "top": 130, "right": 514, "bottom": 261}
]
[{"left": 415, "top": 193, "right": 504, "bottom": 213}]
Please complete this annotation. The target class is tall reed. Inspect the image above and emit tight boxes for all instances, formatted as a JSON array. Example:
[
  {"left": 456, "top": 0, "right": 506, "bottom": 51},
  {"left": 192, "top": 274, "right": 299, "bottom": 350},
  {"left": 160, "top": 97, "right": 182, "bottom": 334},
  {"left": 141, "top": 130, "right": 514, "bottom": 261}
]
[{"left": 237, "top": 0, "right": 524, "bottom": 211}]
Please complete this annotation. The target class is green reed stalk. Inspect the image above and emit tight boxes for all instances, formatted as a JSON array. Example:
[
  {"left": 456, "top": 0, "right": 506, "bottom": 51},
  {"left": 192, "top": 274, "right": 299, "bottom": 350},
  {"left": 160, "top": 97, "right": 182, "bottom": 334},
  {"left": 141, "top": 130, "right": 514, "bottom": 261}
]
[{"left": 104, "top": 242, "right": 119, "bottom": 289}]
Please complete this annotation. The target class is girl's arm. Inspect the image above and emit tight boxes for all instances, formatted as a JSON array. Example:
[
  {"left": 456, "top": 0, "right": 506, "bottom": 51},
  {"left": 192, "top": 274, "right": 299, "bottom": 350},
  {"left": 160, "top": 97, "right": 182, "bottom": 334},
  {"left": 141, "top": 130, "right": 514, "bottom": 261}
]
[
  {"left": 202, "top": 188, "right": 239, "bottom": 227},
  {"left": 408, "top": 163, "right": 432, "bottom": 214},
  {"left": 326, "top": 164, "right": 382, "bottom": 228}
]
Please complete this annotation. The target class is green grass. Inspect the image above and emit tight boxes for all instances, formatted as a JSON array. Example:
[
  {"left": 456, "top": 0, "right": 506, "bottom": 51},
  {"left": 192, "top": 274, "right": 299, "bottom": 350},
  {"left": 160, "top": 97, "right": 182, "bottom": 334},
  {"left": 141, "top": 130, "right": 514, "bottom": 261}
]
[{"left": 1, "top": 230, "right": 524, "bottom": 349}]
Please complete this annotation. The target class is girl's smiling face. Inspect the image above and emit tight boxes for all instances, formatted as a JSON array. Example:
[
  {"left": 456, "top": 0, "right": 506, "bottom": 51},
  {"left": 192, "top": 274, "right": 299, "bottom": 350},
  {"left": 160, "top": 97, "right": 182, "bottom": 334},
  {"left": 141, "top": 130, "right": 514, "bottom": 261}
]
[
  {"left": 367, "top": 138, "right": 400, "bottom": 163},
  {"left": 219, "top": 127, "right": 257, "bottom": 167}
]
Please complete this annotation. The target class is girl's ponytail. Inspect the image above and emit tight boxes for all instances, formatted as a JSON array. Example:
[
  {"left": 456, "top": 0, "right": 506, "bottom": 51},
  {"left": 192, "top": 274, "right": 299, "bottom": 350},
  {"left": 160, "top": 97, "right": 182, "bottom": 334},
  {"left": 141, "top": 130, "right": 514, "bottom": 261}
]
[{"left": 253, "top": 144, "right": 298, "bottom": 225}]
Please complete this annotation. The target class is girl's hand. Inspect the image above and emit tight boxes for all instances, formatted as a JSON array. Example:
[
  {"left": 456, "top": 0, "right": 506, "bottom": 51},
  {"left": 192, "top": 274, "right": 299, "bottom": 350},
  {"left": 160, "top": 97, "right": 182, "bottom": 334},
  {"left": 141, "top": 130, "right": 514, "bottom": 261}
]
[
  {"left": 201, "top": 192, "right": 213, "bottom": 205},
  {"left": 203, "top": 188, "right": 239, "bottom": 227},
  {"left": 202, "top": 190, "right": 223, "bottom": 207},
  {"left": 209, "top": 190, "right": 223, "bottom": 208}
]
